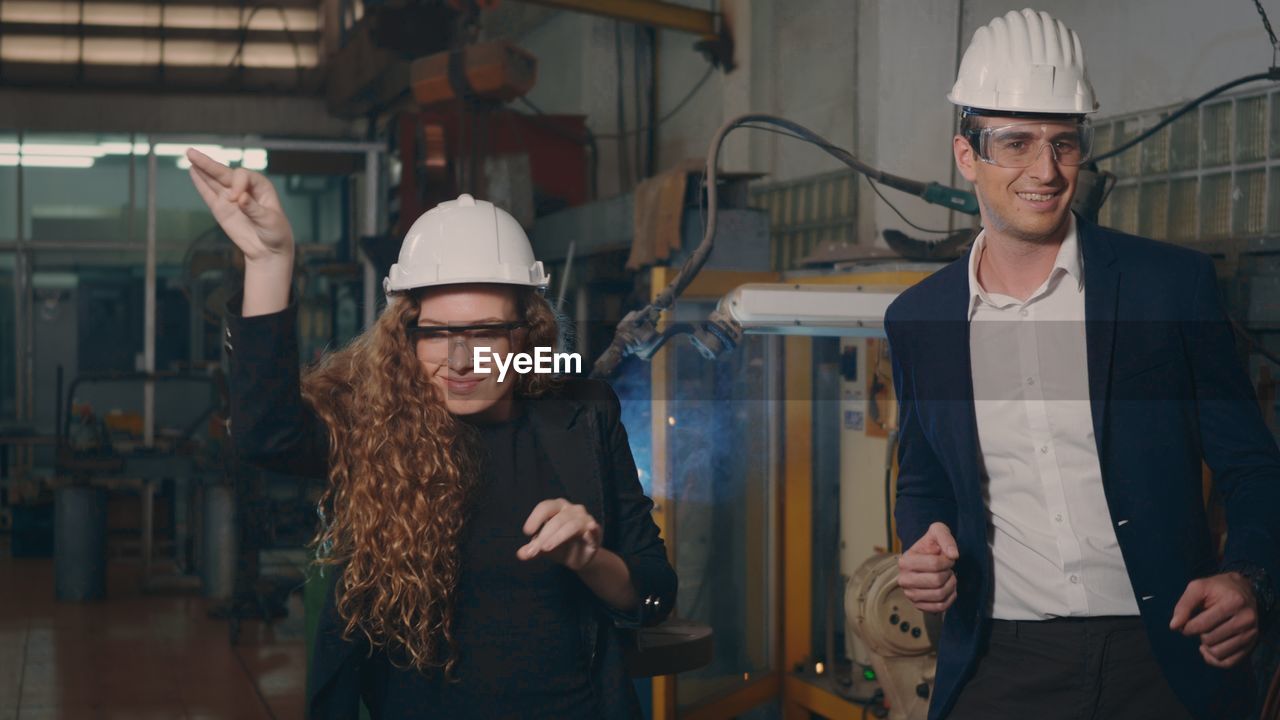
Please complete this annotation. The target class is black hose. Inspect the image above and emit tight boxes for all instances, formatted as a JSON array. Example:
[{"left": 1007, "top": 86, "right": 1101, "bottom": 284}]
[
  {"left": 659, "top": 114, "right": 936, "bottom": 306},
  {"left": 590, "top": 67, "right": 1280, "bottom": 378},
  {"left": 1095, "top": 69, "right": 1280, "bottom": 163},
  {"left": 590, "top": 113, "right": 971, "bottom": 378}
]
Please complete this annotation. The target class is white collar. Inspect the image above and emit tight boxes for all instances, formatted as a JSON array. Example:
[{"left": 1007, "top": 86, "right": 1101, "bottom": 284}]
[{"left": 967, "top": 214, "right": 1082, "bottom": 316}]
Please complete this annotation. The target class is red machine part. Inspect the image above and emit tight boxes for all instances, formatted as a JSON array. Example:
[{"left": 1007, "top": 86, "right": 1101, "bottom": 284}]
[{"left": 393, "top": 105, "right": 589, "bottom": 235}]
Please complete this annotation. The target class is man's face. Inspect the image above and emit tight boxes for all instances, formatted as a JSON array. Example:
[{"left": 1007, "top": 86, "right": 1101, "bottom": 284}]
[
  {"left": 412, "top": 283, "right": 524, "bottom": 420},
  {"left": 954, "top": 116, "right": 1082, "bottom": 243}
]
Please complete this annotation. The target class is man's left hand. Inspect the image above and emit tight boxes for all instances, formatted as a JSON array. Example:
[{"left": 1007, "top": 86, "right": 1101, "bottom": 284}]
[
  {"left": 518, "top": 498, "right": 603, "bottom": 572},
  {"left": 1169, "top": 573, "right": 1259, "bottom": 669}
]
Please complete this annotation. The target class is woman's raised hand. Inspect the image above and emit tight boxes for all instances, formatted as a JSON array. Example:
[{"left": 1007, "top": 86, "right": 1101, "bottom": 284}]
[
  {"left": 518, "top": 499, "right": 602, "bottom": 572},
  {"left": 186, "top": 148, "right": 294, "bottom": 263}
]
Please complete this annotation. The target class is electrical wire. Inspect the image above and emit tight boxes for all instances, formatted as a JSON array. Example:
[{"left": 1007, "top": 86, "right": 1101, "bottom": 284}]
[
  {"left": 1254, "top": 0, "right": 1280, "bottom": 67},
  {"left": 226, "top": 4, "right": 305, "bottom": 88},
  {"left": 277, "top": 7, "right": 304, "bottom": 84},
  {"left": 865, "top": 177, "right": 955, "bottom": 234},
  {"left": 1090, "top": 4, "right": 1280, "bottom": 164},
  {"left": 591, "top": 113, "right": 969, "bottom": 377},
  {"left": 595, "top": 0, "right": 718, "bottom": 146},
  {"left": 595, "top": 65, "right": 715, "bottom": 141},
  {"left": 644, "top": 26, "right": 658, "bottom": 179},
  {"left": 736, "top": 121, "right": 955, "bottom": 233},
  {"left": 613, "top": 21, "right": 632, "bottom": 189},
  {"left": 726, "top": 117, "right": 940, "bottom": 196},
  {"left": 226, "top": 6, "right": 268, "bottom": 69},
  {"left": 633, "top": 23, "right": 646, "bottom": 179},
  {"left": 1094, "top": 69, "right": 1280, "bottom": 163}
]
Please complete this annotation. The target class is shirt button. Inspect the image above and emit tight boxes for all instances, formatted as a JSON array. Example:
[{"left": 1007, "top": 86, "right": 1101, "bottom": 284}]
[
  {"left": 1026, "top": 377, "right": 1035, "bottom": 386},
  {"left": 1055, "top": 514, "right": 1063, "bottom": 523},
  {"left": 1069, "top": 575, "right": 1079, "bottom": 584},
  {"left": 1019, "top": 308, "right": 1029, "bottom": 317},
  {"left": 1040, "top": 445, "right": 1048, "bottom": 454}
]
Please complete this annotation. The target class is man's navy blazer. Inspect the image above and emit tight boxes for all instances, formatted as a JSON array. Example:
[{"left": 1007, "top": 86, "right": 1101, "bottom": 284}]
[{"left": 884, "top": 215, "right": 1280, "bottom": 720}]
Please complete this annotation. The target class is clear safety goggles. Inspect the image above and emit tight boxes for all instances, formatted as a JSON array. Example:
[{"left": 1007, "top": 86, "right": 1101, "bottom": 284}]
[
  {"left": 407, "top": 321, "right": 528, "bottom": 361},
  {"left": 964, "top": 118, "right": 1094, "bottom": 168}
]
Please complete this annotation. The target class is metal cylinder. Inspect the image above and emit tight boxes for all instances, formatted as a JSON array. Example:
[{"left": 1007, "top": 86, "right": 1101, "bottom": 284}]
[
  {"left": 201, "top": 483, "right": 237, "bottom": 600},
  {"left": 54, "top": 485, "right": 107, "bottom": 602}
]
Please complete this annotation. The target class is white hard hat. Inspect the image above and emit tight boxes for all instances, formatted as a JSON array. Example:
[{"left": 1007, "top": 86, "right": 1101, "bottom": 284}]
[
  {"left": 383, "top": 193, "right": 550, "bottom": 295},
  {"left": 948, "top": 8, "right": 1098, "bottom": 115}
]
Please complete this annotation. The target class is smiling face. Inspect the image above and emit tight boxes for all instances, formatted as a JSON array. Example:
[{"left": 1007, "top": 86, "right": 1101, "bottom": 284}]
[
  {"left": 412, "top": 283, "right": 526, "bottom": 421},
  {"left": 954, "top": 114, "right": 1082, "bottom": 245}
]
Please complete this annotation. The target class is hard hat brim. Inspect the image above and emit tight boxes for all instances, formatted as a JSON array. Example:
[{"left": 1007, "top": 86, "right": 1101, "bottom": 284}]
[
  {"left": 383, "top": 275, "right": 551, "bottom": 295},
  {"left": 957, "top": 105, "right": 1091, "bottom": 121}
]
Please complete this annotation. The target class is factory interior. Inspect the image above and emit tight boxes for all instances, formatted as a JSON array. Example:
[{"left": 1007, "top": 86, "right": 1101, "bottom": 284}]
[{"left": 3, "top": 0, "right": 1280, "bottom": 718}]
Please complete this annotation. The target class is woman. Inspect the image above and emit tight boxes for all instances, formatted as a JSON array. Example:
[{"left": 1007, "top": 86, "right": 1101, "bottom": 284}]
[{"left": 187, "top": 149, "right": 676, "bottom": 719}]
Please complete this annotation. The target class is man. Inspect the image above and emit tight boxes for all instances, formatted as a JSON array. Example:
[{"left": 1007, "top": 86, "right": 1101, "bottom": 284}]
[{"left": 885, "top": 9, "right": 1279, "bottom": 720}]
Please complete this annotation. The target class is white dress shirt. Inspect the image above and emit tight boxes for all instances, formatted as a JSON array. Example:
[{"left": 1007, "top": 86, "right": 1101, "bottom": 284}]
[{"left": 968, "top": 218, "right": 1140, "bottom": 619}]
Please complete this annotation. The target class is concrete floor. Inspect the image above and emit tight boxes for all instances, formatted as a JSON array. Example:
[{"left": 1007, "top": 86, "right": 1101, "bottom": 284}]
[{"left": 0, "top": 543, "right": 306, "bottom": 720}]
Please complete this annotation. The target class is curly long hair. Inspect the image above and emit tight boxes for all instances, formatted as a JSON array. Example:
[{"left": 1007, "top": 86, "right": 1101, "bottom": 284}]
[{"left": 303, "top": 284, "right": 563, "bottom": 674}]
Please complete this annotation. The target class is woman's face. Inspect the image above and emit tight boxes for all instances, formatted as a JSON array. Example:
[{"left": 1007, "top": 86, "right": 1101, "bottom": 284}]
[{"left": 412, "top": 283, "right": 524, "bottom": 421}]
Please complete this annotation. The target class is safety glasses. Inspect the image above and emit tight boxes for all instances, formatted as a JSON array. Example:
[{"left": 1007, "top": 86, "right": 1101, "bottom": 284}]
[
  {"left": 407, "top": 321, "right": 529, "bottom": 359},
  {"left": 964, "top": 119, "right": 1094, "bottom": 168}
]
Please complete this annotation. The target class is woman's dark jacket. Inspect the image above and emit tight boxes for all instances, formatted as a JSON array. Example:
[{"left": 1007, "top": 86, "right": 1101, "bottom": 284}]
[{"left": 224, "top": 299, "right": 678, "bottom": 719}]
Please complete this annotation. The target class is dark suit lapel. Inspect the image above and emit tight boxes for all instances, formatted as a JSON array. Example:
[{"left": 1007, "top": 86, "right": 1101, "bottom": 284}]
[
  {"left": 528, "top": 393, "right": 603, "bottom": 521},
  {"left": 1080, "top": 218, "right": 1120, "bottom": 458},
  {"left": 908, "top": 254, "right": 982, "bottom": 495},
  {"left": 936, "top": 256, "right": 982, "bottom": 497}
]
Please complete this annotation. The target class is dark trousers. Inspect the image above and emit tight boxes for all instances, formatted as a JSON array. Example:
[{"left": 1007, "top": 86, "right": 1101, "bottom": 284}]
[{"left": 947, "top": 616, "right": 1194, "bottom": 720}]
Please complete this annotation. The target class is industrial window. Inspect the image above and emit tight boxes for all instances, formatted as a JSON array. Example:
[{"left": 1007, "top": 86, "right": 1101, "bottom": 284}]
[
  {"left": 751, "top": 169, "right": 858, "bottom": 271},
  {"left": 1096, "top": 87, "right": 1280, "bottom": 241}
]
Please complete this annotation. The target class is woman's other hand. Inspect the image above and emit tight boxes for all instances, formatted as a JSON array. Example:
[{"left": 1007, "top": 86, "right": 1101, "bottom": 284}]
[{"left": 518, "top": 499, "right": 603, "bottom": 572}]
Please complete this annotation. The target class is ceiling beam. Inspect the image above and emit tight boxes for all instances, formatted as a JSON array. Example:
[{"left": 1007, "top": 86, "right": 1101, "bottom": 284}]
[
  {"left": 0, "top": 85, "right": 351, "bottom": 137},
  {"left": 507, "top": 0, "right": 732, "bottom": 69},
  {"left": 513, "top": 0, "right": 716, "bottom": 38},
  {"left": 57, "top": 0, "right": 320, "bottom": 8},
  {"left": 0, "top": 60, "right": 322, "bottom": 93},
  {"left": 0, "top": 21, "right": 315, "bottom": 45}
]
